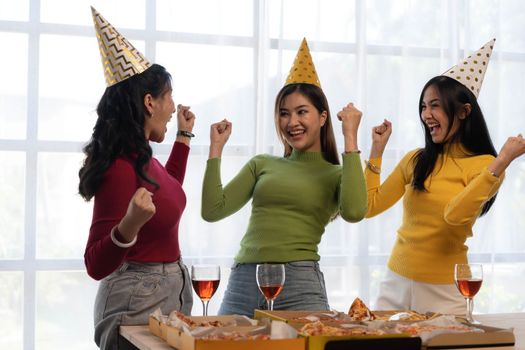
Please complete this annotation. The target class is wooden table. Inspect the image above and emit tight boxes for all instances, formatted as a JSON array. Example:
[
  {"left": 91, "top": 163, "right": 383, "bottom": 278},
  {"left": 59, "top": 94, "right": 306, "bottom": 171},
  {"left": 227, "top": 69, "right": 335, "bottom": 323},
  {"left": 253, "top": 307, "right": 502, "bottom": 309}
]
[
  {"left": 120, "top": 325, "right": 172, "bottom": 350},
  {"left": 120, "top": 313, "right": 525, "bottom": 350}
]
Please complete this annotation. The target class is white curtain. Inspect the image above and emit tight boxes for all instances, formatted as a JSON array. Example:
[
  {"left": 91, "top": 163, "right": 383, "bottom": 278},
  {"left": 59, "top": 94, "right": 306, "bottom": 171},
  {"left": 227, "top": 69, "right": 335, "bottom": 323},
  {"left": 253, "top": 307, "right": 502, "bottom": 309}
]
[{"left": 1, "top": 0, "right": 524, "bottom": 349}]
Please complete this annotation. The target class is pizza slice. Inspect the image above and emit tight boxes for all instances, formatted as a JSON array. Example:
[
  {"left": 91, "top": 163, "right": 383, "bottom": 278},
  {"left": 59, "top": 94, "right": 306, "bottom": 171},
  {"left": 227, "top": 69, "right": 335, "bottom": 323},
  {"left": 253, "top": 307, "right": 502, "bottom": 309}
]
[{"left": 348, "top": 297, "right": 375, "bottom": 321}]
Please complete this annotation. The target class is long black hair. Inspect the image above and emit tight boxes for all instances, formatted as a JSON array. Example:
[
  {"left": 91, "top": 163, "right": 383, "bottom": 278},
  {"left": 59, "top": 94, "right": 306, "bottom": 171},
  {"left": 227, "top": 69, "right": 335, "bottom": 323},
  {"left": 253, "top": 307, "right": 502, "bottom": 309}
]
[
  {"left": 274, "top": 83, "right": 340, "bottom": 165},
  {"left": 78, "top": 64, "right": 171, "bottom": 201},
  {"left": 412, "top": 75, "right": 498, "bottom": 216}
]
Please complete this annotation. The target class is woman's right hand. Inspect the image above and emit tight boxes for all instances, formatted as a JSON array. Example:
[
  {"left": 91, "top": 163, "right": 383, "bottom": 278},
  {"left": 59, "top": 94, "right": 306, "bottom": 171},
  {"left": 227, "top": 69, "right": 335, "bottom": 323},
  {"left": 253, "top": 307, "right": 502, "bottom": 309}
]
[
  {"left": 117, "top": 187, "right": 156, "bottom": 242},
  {"left": 337, "top": 102, "right": 362, "bottom": 152},
  {"left": 209, "top": 119, "right": 232, "bottom": 158},
  {"left": 370, "top": 119, "right": 392, "bottom": 158}
]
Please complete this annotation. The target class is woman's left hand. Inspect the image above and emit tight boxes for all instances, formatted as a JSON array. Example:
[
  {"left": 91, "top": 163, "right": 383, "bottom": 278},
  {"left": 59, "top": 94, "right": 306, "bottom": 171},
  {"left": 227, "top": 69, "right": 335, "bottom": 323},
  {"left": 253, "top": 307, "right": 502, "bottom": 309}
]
[
  {"left": 499, "top": 134, "right": 525, "bottom": 164},
  {"left": 177, "top": 104, "right": 195, "bottom": 132},
  {"left": 487, "top": 134, "right": 525, "bottom": 176},
  {"left": 337, "top": 102, "right": 362, "bottom": 137},
  {"left": 337, "top": 102, "right": 362, "bottom": 152}
]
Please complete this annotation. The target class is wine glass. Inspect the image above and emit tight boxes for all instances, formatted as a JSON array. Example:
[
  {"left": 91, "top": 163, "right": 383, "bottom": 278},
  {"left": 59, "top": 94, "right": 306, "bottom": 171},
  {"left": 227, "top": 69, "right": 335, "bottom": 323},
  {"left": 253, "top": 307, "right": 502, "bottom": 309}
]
[
  {"left": 256, "top": 263, "right": 285, "bottom": 311},
  {"left": 454, "top": 263, "right": 483, "bottom": 324},
  {"left": 191, "top": 264, "right": 220, "bottom": 316}
]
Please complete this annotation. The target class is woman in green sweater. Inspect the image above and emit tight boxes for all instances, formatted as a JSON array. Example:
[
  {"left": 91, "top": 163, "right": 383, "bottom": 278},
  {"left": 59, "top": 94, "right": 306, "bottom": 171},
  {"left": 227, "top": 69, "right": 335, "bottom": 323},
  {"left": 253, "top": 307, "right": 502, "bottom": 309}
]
[
  {"left": 365, "top": 39, "right": 525, "bottom": 314},
  {"left": 201, "top": 39, "right": 367, "bottom": 316}
]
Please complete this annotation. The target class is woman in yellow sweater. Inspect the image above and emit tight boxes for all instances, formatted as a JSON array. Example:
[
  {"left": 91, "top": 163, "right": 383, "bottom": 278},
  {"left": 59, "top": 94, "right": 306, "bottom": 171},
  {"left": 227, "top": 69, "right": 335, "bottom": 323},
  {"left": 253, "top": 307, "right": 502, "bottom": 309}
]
[{"left": 365, "top": 39, "right": 525, "bottom": 314}]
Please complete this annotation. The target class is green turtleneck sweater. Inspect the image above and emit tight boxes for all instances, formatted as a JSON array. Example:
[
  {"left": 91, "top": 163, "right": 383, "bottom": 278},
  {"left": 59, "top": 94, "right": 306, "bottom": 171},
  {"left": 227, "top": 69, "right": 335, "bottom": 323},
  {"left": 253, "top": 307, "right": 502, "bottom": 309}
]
[{"left": 201, "top": 150, "right": 367, "bottom": 263}]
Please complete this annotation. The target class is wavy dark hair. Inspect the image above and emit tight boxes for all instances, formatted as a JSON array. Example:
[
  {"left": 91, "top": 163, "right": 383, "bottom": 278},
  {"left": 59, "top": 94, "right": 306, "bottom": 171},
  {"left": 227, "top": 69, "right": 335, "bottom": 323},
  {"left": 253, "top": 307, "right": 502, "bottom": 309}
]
[
  {"left": 78, "top": 64, "right": 172, "bottom": 201},
  {"left": 274, "top": 83, "right": 340, "bottom": 165},
  {"left": 413, "top": 75, "right": 498, "bottom": 216}
]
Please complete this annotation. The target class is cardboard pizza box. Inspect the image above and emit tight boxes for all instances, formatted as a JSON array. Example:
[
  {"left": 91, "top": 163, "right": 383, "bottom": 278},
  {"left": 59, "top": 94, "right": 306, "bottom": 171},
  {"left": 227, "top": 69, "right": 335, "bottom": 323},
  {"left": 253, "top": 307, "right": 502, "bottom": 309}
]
[
  {"left": 307, "top": 333, "right": 416, "bottom": 350},
  {"left": 148, "top": 316, "right": 164, "bottom": 339},
  {"left": 163, "top": 315, "right": 305, "bottom": 350},
  {"left": 253, "top": 310, "right": 516, "bottom": 350},
  {"left": 425, "top": 323, "right": 515, "bottom": 349}
]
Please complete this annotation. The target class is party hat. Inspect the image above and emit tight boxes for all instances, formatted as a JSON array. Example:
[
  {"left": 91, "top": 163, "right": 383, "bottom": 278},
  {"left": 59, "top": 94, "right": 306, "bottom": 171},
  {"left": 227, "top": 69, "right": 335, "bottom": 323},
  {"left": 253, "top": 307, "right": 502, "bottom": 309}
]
[
  {"left": 442, "top": 38, "right": 495, "bottom": 98},
  {"left": 284, "top": 38, "right": 321, "bottom": 88},
  {"left": 91, "top": 7, "right": 152, "bottom": 86}
]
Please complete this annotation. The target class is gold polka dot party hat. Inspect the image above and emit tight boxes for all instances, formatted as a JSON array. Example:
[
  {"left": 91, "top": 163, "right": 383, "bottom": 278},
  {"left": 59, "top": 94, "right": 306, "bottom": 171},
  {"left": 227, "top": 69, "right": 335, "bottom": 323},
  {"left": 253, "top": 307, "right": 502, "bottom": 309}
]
[
  {"left": 284, "top": 38, "right": 321, "bottom": 88},
  {"left": 91, "top": 6, "right": 152, "bottom": 87},
  {"left": 441, "top": 38, "right": 495, "bottom": 98}
]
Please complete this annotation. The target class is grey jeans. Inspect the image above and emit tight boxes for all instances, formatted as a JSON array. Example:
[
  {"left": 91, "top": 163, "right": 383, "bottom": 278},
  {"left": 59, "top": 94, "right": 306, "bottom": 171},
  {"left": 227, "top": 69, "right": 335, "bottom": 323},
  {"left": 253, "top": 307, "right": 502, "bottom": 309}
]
[
  {"left": 218, "top": 261, "right": 329, "bottom": 317},
  {"left": 94, "top": 260, "right": 193, "bottom": 349}
]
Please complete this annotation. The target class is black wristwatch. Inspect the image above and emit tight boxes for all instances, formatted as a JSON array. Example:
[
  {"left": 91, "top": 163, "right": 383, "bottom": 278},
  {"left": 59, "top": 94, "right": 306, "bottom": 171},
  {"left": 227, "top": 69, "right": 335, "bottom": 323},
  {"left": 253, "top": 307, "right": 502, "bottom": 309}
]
[{"left": 176, "top": 130, "right": 195, "bottom": 138}]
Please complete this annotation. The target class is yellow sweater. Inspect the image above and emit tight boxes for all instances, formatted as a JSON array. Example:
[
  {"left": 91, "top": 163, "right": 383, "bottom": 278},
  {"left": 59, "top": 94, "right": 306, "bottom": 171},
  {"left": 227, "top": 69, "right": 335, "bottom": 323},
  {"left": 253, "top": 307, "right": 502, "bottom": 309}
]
[{"left": 365, "top": 144, "right": 503, "bottom": 284}]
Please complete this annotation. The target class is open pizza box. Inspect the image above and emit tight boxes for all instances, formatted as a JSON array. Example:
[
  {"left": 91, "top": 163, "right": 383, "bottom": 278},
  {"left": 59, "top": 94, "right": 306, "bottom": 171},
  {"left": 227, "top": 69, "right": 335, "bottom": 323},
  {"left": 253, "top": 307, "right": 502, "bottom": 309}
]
[
  {"left": 254, "top": 310, "right": 420, "bottom": 350},
  {"left": 149, "top": 310, "right": 254, "bottom": 340},
  {"left": 254, "top": 309, "right": 515, "bottom": 350},
  {"left": 254, "top": 309, "right": 431, "bottom": 325},
  {"left": 166, "top": 316, "right": 306, "bottom": 350},
  {"left": 425, "top": 323, "right": 515, "bottom": 349},
  {"left": 149, "top": 312, "right": 304, "bottom": 350},
  {"left": 149, "top": 314, "right": 256, "bottom": 340},
  {"left": 165, "top": 323, "right": 304, "bottom": 350},
  {"left": 253, "top": 309, "right": 425, "bottom": 327}
]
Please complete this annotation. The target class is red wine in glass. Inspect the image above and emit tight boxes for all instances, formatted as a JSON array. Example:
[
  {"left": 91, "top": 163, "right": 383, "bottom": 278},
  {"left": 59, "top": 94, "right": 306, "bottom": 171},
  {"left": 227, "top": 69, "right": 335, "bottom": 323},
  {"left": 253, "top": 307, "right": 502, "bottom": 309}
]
[
  {"left": 256, "top": 264, "right": 285, "bottom": 311},
  {"left": 192, "top": 279, "right": 220, "bottom": 301},
  {"left": 259, "top": 284, "right": 284, "bottom": 300},
  {"left": 456, "top": 279, "right": 482, "bottom": 298},
  {"left": 454, "top": 263, "right": 483, "bottom": 324},
  {"left": 191, "top": 264, "right": 220, "bottom": 316}
]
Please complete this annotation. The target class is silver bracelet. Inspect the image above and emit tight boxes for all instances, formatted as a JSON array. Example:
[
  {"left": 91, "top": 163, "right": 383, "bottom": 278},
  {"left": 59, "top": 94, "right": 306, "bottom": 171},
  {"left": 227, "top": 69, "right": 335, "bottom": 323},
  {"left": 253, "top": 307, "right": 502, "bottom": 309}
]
[{"left": 110, "top": 226, "right": 137, "bottom": 248}]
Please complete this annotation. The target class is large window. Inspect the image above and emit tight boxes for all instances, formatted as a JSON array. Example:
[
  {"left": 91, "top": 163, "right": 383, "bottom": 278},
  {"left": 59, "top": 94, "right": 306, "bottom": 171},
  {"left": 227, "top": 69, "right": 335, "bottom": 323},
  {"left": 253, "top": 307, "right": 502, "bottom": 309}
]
[{"left": 1, "top": 0, "right": 525, "bottom": 349}]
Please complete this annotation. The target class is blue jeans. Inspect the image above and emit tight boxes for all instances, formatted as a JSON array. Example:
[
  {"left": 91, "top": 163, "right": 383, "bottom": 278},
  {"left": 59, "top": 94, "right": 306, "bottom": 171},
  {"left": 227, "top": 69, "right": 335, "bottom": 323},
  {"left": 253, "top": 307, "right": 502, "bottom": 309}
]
[
  {"left": 218, "top": 261, "right": 329, "bottom": 317},
  {"left": 94, "top": 260, "right": 193, "bottom": 349}
]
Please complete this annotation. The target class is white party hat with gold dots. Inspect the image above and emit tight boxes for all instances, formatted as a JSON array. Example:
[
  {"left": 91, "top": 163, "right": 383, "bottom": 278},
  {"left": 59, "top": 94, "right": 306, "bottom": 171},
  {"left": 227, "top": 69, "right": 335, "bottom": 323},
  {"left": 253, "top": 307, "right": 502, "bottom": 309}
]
[
  {"left": 442, "top": 38, "right": 495, "bottom": 98},
  {"left": 284, "top": 38, "right": 321, "bottom": 88},
  {"left": 91, "top": 6, "right": 152, "bottom": 87}
]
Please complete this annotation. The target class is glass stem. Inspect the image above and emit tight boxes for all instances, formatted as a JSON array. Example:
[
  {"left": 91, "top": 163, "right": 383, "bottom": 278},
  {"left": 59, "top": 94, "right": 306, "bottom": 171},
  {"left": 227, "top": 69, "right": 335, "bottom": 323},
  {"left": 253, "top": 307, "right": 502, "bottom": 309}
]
[
  {"left": 466, "top": 297, "right": 474, "bottom": 323},
  {"left": 202, "top": 300, "right": 209, "bottom": 316},
  {"left": 268, "top": 298, "right": 274, "bottom": 311}
]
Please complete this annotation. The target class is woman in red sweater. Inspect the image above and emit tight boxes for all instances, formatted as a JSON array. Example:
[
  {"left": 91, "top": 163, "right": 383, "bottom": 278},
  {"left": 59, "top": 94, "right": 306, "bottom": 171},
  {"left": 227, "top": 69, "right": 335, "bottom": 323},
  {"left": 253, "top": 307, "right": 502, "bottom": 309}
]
[{"left": 78, "top": 8, "right": 195, "bottom": 349}]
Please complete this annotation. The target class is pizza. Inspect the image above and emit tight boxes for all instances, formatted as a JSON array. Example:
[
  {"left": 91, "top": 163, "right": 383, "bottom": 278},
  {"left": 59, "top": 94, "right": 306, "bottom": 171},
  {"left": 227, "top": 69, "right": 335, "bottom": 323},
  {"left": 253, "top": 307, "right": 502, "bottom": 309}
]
[
  {"left": 288, "top": 311, "right": 352, "bottom": 324},
  {"left": 347, "top": 298, "right": 431, "bottom": 321},
  {"left": 201, "top": 332, "right": 271, "bottom": 341},
  {"left": 299, "top": 321, "right": 386, "bottom": 336},
  {"left": 348, "top": 297, "right": 375, "bottom": 321},
  {"left": 395, "top": 322, "right": 479, "bottom": 336},
  {"left": 170, "top": 311, "right": 226, "bottom": 328},
  {"left": 374, "top": 310, "right": 431, "bottom": 321}
]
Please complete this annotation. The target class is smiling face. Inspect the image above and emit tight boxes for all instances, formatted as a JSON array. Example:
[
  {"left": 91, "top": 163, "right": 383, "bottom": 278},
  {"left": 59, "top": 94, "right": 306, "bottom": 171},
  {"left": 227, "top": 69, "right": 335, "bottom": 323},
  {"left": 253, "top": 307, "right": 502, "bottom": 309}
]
[
  {"left": 144, "top": 87, "right": 175, "bottom": 143},
  {"left": 278, "top": 91, "right": 327, "bottom": 152},
  {"left": 420, "top": 85, "right": 461, "bottom": 144}
]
